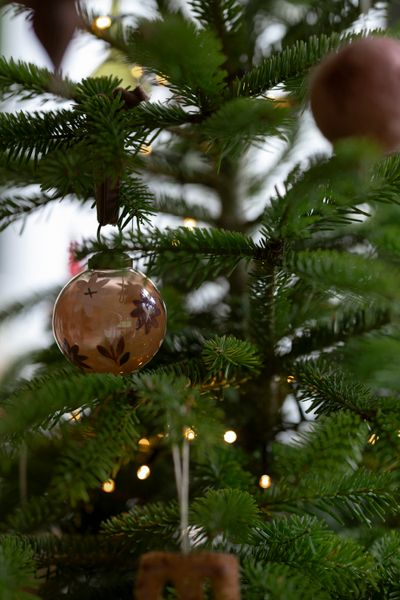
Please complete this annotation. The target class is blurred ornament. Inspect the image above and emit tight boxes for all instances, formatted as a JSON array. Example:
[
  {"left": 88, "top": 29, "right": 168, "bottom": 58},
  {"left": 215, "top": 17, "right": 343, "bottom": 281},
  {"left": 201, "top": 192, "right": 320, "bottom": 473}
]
[
  {"left": 53, "top": 253, "right": 167, "bottom": 375},
  {"left": 310, "top": 37, "right": 400, "bottom": 152},
  {"left": 68, "top": 242, "right": 84, "bottom": 277},
  {"left": 31, "top": 0, "right": 81, "bottom": 70},
  {"left": 135, "top": 552, "right": 240, "bottom": 600}
]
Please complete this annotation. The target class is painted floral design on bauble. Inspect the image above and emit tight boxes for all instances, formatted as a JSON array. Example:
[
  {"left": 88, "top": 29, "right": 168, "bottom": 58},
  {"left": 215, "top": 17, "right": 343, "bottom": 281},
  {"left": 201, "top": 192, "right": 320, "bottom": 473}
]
[
  {"left": 131, "top": 290, "right": 161, "bottom": 334},
  {"left": 63, "top": 338, "right": 92, "bottom": 370},
  {"left": 75, "top": 273, "right": 110, "bottom": 316},
  {"left": 96, "top": 336, "right": 130, "bottom": 367}
]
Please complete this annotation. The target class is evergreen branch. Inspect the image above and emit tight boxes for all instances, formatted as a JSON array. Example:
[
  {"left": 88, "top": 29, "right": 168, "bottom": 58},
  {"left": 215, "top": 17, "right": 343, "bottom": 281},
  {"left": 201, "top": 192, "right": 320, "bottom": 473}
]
[
  {"left": 101, "top": 502, "right": 180, "bottom": 551},
  {"left": 0, "top": 57, "right": 75, "bottom": 100},
  {"left": 248, "top": 515, "right": 377, "bottom": 596},
  {"left": 189, "top": 0, "right": 243, "bottom": 34},
  {"left": 190, "top": 488, "right": 260, "bottom": 544},
  {"left": 371, "top": 532, "right": 400, "bottom": 595},
  {"left": 291, "top": 249, "right": 400, "bottom": 300},
  {"left": 0, "top": 109, "right": 85, "bottom": 164},
  {"left": 202, "top": 335, "right": 262, "bottom": 376},
  {"left": 153, "top": 195, "right": 216, "bottom": 223},
  {"left": 234, "top": 31, "right": 362, "bottom": 97},
  {"left": 0, "top": 373, "right": 130, "bottom": 437},
  {"left": 272, "top": 412, "right": 368, "bottom": 479},
  {"left": 0, "top": 192, "right": 86, "bottom": 232},
  {"left": 268, "top": 470, "right": 398, "bottom": 526},
  {"left": 242, "top": 560, "right": 330, "bottom": 600},
  {"left": 200, "top": 97, "right": 290, "bottom": 157},
  {"left": 125, "top": 102, "right": 200, "bottom": 130},
  {"left": 0, "top": 537, "right": 39, "bottom": 599},
  {"left": 125, "top": 15, "right": 227, "bottom": 108},
  {"left": 77, "top": 227, "right": 263, "bottom": 287},
  {"left": 293, "top": 360, "right": 377, "bottom": 417},
  {"left": 0, "top": 287, "right": 57, "bottom": 323},
  {"left": 51, "top": 399, "right": 140, "bottom": 504}
]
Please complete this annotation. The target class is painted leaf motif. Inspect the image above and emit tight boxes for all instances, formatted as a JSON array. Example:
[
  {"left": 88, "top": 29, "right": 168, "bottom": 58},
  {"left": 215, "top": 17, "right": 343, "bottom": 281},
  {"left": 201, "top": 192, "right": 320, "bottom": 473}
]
[
  {"left": 97, "top": 345, "right": 113, "bottom": 359},
  {"left": 119, "top": 352, "right": 130, "bottom": 366},
  {"left": 116, "top": 336, "right": 125, "bottom": 356}
]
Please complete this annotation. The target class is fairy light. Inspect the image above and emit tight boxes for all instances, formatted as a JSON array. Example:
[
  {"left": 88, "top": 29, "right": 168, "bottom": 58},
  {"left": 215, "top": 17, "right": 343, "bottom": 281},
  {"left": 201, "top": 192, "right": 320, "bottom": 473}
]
[
  {"left": 70, "top": 409, "right": 82, "bottom": 422},
  {"left": 102, "top": 479, "right": 115, "bottom": 493},
  {"left": 183, "top": 217, "right": 197, "bottom": 229},
  {"left": 183, "top": 427, "right": 196, "bottom": 441},
  {"left": 155, "top": 74, "right": 169, "bottom": 85},
  {"left": 139, "top": 144, "right": 152, "bottom": 155},
  {"left": 224, "top": 430, "right": 237, "bottom": 444},
  {"left": 286, "top": 375, "right": 295, "bottom": 384},
  {"left": 94, "top": 15, "right": 112, "bottom": 30},
  {"left": 138, "top": 437, "right": 150, "bottom": 449},
  {"left": 259, "top": 474, "right": 272, "bottom": 489},
  {"left": 137, "top": 465, "right": 151, "bottom": 480},
  {"left": 131, "top": 65, "right": 144, "bottom": 78},
  {"left": 368, "top": 433, "right": 379, "bottom": 445}
]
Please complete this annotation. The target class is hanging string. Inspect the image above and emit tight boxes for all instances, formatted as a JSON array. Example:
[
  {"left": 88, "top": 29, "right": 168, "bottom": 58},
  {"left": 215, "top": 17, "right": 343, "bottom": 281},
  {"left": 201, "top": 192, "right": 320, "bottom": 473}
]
[{"left": 172, "top": 440, "right": 190, "bottom": 554}]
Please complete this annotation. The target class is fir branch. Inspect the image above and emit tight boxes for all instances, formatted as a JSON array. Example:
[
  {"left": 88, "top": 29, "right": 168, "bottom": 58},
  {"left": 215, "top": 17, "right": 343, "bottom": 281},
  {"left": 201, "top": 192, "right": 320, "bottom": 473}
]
[
  {"left": 0, "top": 372, "right": 130, "bottom": 437},
  {"left": 125, "top": 15, "right": 227, "bottom": 109},
  {"left": 0, "top": 537, "right": 39, "bottom": 599},
  {"left": 153, "top": 195, "right": 216, "bottom": 223},
  {"left": 233, "top": 31, "right": 362, "bottom": 97},
  {"left": 272, "top": 412, "right": 368, "bottom": 479},
  {"left": 190, "top": 488, "right": 260, "bottom": 544},
  {"left": 242, "top": 560, "right": 330, "bottom": 600},
  {"left": 291, "top": 249, "right": 400, "bottom": 300},
  {"left": 0, "top": 57, "right": 75, "bottom": 100},
  {"left": 51, "top": 399, "right": 140, "bottom": 504},
  {"left": 202, "top": 335, "right": 262, "bottom": 376},
  {"left": 189, "top": 0, "right": 243, "bottom": 34},
  {"left": 101, "top": 502, "right": 180, "bottom": 551},
  {"left": 0, "top": 109, "right": 84, "bottom": 164},
  {"left": 0, "top": 287, "right": 57, "bottom": 323},
  {"left": 268, "top": 470, "right": 398, "bottom": 526},
  {"left": 247, "top": 515, "right": 377, "bottom": 596},
  {"left": 293, "top": 360, "right": 377, "bottom": 417}
]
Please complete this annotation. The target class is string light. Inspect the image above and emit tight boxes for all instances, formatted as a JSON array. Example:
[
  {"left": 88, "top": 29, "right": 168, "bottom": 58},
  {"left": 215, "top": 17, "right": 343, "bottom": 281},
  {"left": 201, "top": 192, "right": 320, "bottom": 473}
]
[
  {"left": 70, "top": 409, "right": 81, "bottom": 422},
  {"left": 155, "top": 74, "right": 169, "bottom": 85},
  {"left": 137, "top": 465, "right": 151, "bottom": 480},
  {"left": 131, "top": 65, "right": 144, "bottom": 78},
  {"left": 183, "top": 427, "right": 196, "bottom": 441},
  {"left": 138, "top": 437, "right": 150, "bottom": 449},
  {"left": 139, "top": 144, "right": 152, "bottom": 155},
  {"left": 286, "top": 375, "right": 295, "bottom": 384},
  {"left": 102, "top": 479, "right": 115, "bottom": 493},
  {"left": 368, "top": 433, "right": 379, "bottom": 445},
  {"left": 224, "top": 430, "right": 237, "bottom": 444},
  {"left": 183, "top": 217, "right": 197, "bottom": 229},
  {"left": 94, "top": 15, "right": 112, "bottom": 30},
  {"left": 259, "top": 474, "right": 272, "bottom": 489}
]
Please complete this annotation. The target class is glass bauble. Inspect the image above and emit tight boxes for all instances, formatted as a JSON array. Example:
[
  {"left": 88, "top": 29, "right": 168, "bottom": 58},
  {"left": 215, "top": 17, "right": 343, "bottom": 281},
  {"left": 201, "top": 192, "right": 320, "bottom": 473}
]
[{"left": 53, "top": 260, "right": 166, "bottom": 375}]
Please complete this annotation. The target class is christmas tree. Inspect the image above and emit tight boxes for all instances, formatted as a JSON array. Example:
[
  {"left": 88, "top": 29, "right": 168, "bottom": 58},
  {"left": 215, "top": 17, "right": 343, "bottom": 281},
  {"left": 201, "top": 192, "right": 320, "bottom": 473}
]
[{"left": 2, "top": 1, "right": 400, "bottom": 598}]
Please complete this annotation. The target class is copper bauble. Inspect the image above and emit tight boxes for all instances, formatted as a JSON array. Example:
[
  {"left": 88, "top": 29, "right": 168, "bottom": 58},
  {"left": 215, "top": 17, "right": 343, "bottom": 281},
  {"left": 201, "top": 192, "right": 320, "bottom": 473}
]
[
  {"left": 53, "top": 259, "right": 166, "bottom": 375},
  {"left": 310, "top": 37, "right": 400, "bottom": 152}
]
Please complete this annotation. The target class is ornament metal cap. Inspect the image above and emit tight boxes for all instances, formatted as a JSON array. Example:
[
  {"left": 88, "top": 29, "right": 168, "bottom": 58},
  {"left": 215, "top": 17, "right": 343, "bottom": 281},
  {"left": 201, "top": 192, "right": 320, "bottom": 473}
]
[{"left": 87, "top": 251, "right": 132, "bottom": 270}]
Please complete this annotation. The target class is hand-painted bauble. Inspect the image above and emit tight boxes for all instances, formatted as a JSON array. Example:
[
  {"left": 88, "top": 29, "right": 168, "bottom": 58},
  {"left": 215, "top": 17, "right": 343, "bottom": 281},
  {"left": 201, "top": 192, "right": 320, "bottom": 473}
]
[
  {"left": 52, "top": 254, "right": 166, "bottom": 375},
  {"left": 310, "top": 37, "right": 400, "bottom": 152}
]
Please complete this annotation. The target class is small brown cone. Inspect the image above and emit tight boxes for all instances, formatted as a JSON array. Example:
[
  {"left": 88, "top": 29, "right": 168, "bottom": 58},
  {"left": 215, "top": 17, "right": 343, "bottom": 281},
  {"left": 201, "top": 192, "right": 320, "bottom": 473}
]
[{"left": 32, "top": 0, "right": 81, "bottom": 70}]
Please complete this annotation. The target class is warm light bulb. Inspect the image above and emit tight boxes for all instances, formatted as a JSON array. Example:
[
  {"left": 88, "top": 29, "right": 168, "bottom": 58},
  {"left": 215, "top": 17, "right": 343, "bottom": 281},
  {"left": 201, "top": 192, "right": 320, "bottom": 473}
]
[
  {"left": 155, "top": 74, "right": 169, "bottom": 86},
  {"left": 139, "top": 144, "right": 152, "bottom": 155},
  {"left": 368, "top": 433, "right": 379, "bottom": 445},
  {"left": 94, "top": 15, "right": 112, "bottom": 30},
  {"left": 259, "top": 474, "right": 271, "bottom": 489},
  {"left": 224, "top": 430, "right": 237, "bottom": 444},
  {"left": 131, "top": 65, "right": 144, "bottom": 78},
  {"left": 286, "top": 375, "right": 295, "bottom": 384},
  {"left": 70, "top": 409, "right": 82, "bottom": 422},
  {"left": 137, "top": 465, "right": 151, "bottom": 480},
  {"left": 183, "top": 427, "right": 196, "bottom": 441},
  {"left": 183, "top": 217, "right": 197, "bottom": 229},
  {"left": 102, "top": 479, "right": 115, "bottom": 493},
  {"left": 138, "top": 438, "right": 150, "bottom": 448}
]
